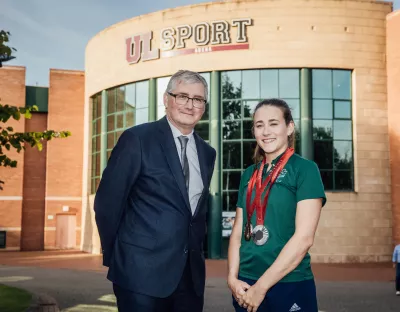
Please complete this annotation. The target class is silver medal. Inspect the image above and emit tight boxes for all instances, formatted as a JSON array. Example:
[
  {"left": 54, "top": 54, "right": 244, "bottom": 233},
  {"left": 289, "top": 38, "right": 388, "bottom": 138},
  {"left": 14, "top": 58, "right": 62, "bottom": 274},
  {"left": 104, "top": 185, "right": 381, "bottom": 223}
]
[{"left": 252, "top": 225, "right": 269, "bottom": 245}]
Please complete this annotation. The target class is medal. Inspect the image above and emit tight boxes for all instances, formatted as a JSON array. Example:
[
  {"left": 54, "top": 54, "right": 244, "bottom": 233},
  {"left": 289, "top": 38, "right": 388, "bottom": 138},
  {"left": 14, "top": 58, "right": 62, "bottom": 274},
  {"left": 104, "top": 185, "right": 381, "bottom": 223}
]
[
  {"left": 252, "top": 225, "right": 269, "bottom": 245},
  {"left": 244, "top": 222, "right": 253, "bottom": 241},
  {"left": 243, "top": 148, "right": 294, "bottom": 245}
]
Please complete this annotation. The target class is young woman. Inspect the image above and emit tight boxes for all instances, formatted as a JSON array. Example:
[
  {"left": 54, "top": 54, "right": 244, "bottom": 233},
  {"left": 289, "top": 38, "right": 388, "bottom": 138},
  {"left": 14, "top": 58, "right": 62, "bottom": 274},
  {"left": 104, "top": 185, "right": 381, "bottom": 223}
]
[{"left": 227, "top": 98, "right": 326, "bottom": 312}]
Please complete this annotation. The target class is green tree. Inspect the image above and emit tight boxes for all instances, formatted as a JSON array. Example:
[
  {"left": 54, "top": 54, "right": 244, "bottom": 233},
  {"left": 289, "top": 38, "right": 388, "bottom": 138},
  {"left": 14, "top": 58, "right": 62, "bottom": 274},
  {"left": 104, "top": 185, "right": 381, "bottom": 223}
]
[{"left": 0, "top": 30, "right": 71, "bottom": 190}]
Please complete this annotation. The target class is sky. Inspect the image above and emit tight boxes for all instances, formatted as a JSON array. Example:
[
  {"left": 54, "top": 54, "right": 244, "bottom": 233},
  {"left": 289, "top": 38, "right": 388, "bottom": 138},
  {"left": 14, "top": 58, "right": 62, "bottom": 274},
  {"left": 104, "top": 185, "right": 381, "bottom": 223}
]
[{"left": 2, "top": 0, "right": 399, "bottom": 87}]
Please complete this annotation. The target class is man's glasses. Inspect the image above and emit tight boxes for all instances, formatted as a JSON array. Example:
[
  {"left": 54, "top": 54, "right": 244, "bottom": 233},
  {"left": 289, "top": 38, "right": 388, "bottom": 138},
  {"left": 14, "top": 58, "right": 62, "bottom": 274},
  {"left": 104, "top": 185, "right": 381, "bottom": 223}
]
[{"left": 167, "top": 92, "right": 207, "bottom": 109}]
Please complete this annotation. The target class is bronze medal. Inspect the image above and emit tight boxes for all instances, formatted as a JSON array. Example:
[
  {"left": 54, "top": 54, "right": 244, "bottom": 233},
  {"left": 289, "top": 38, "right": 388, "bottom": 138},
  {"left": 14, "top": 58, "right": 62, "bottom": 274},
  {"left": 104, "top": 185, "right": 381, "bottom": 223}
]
[{"left": 244, "top": 222, "right": 253, "bottom": 241}]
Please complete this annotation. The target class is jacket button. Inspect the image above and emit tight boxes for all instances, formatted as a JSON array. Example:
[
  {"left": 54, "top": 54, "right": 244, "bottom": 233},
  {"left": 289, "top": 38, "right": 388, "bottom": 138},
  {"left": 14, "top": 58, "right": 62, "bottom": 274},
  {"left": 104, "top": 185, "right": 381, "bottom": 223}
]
[{"left": 184, "top": 248, "right": 188, "bottom": 254}]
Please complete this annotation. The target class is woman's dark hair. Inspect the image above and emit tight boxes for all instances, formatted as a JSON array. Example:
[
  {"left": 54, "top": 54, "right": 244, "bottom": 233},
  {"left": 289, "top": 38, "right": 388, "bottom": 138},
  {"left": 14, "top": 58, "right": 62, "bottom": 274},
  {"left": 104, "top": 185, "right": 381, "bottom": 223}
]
[{"left": 252, "top": 98, "right": 295, "bottom": 163}]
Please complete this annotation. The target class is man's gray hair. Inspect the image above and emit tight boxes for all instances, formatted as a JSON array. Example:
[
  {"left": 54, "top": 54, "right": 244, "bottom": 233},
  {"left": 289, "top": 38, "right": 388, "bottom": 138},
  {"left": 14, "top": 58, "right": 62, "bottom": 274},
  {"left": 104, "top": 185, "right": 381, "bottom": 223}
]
[{"left": 166, "top": 70, "right": 209, "bottom": 101}]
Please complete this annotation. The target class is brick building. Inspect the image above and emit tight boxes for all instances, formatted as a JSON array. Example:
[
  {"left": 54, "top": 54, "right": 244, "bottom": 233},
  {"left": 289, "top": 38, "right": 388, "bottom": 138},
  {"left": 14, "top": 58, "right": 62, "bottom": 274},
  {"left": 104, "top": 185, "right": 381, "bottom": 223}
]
[{"left": 1, "top": 0, "right": 400, "bottom": 263}]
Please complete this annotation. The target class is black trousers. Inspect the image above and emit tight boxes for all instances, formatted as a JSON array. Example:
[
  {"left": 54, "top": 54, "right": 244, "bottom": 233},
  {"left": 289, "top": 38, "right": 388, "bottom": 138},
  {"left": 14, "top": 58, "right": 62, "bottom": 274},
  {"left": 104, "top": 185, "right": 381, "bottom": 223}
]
[
  {"left": 396, "top": 263, "right": 400, "bottom": 291},
  {"left": 113, "top": 259, "right": 204, "bottom": 312}
]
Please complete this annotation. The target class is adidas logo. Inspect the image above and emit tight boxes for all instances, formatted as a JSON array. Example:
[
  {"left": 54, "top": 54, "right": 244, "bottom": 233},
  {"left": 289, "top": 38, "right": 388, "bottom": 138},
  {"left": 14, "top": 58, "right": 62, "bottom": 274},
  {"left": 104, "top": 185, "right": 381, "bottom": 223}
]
[{"left": 289, "top": 303, "right": 301, "bottom": 311}]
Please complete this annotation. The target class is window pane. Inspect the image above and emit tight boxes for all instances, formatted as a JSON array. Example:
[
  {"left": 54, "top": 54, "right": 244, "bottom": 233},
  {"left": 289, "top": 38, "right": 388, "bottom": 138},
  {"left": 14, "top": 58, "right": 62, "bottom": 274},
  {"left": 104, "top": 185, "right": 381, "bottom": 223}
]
[
  {"left": 91, "top": 137, "right": 96, "bottom": 153},
  {"left": 335, "top": 171, "right": 353, "bottom": 190},
  {"left": 285, "top": 99, "right": 300, "bottom": 120},
  {"left": 92, "top": 121, "right": 97, "bottom": 135},
  {"left": 242, "top": 70, "right": 260, "bottom": 99},
  {"left": 136, "top": 81, "right": 149, "bottom": 109},
  {"left": 243, "top": 141, "right": 257, "bottom": 169},
  {"left": 294, "top": 121, "right": 301, "bottom": 155},
  {"left": 312, "top": 69, "right": 332, "bottom": 99},
  {"left": 314, "top": 141, "right": 333, "bottom": 169},
  {"left": 334, "top": 101, "right": 351, "bottom": 119},
  {"left": 157, "top": 77, "right": 170, "bottom": 107},
  {"left": 116, "top": 113, "right": 124, "bottom": 129},
  {"left": 333, "top": 70, "right": 351, "bottom": 100},
  {"left": 201, "top": 104, "right": 209, "bottom": 121},
  {"left": 279, "top": 69, "right": 299, "bottom": 98},
  {"left": 96, "top": 94, "right": 102, "bottom": 118},
  {"left": 107, "top": 115, "right": 115, "bottom": 132},
  {"left": 334, "top": 141, "right": 352, "bottom": 169},
  {"left": 223, "top": 172, "right": 242, "bottom": 190},
  {"left": 126, "top": 109, "right": 134, "bottom": 127},
  {"left": 107, "top": 89, "right": 116, "bottom": 113},
  {"left": 222, "top": 71, "right": 241, "bottom": 99},
  {"left": 96, "top": 136, "right": 101, "bottom": 153},
  {"left": 223, "top": 191, "right": 239, "bottom": 211},
  {"left": 222, "top": 100, "right": 241, "bottom": 120},
  {"left": 136, "top": 108, "right": 148, "bottom": 125},
  {"left": 333, "top": 120, "right": 352, "bottom": 140},
  {"left": 116, "top": 131, "right": 123, "bottom": 141},
  {"left": 195, "top": 122, "right": 209, "bottom": 141},
  {"left": 116, "top": 87, "right": 125, "bottom": 112},
  {"left": 313, "top": 120, "right": 333, "bottom": 139},
  {"left": 158, "top": 105, "right": 166, "bottom": 120},
  {"left": 260, "top": 70, "right": 278, "bottom": 98},
  {"left": 223, "top": 142, "right": 241, "bottom": 169},
  {"left": 96, "top": 119, "right": 101, "bottom": 135},
  {"left": 242, "top": 120, "right": 254, "bottom": 139},
  {"left": 107, "top": 132, "right": 115, "bottom": 149},
  {"left": 96, "top": 153, "right": 101, "bottom": 176},
  {"left": 313, "top": 99, "right": 333, "bottom": 119},
  {"left": 107, "top": 150, "right": 112, "bottom": 161},
  {"left": 320, "top": 170, "right": 333, "bottom": 190},
  {"left": 92, "top": 97, "right": 97, "bottom": 120},
  {"left": 223, "top": 120, "right": 241, "bottom": 140},
  {"left": 125, "top": 84, "right": 135, "bottom": 108},
  {"left": 243, "top": 100, "right": 258, "bottom": 118}
]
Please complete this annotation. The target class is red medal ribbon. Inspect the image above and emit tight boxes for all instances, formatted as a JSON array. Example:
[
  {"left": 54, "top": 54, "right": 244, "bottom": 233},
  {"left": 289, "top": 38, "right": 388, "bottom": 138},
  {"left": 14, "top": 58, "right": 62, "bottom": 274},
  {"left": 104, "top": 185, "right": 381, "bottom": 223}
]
[{"left": 245, "top": 148, "right": 294, "bottom": 227}]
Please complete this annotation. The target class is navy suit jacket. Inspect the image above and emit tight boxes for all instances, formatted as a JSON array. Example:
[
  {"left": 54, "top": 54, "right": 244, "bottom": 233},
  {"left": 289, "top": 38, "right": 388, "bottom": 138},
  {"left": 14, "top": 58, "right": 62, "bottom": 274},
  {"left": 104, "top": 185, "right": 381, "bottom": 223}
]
[{"left": 94, "top": 116, "right": 216, "bottom": 298}]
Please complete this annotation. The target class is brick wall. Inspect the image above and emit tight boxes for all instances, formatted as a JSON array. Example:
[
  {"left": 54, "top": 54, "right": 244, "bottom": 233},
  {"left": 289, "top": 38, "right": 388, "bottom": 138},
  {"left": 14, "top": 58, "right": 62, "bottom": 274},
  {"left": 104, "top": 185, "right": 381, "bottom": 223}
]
[
  {"left": 0, "top": 66, "right": 26, "bottom": 250},
  {"left": 45, "top": 69, "right": 84, "bottom": 249},
  {"left": 387, "top": 10, "right": 400, "bottom": 246},
  {"left": 21, "top": 113, "right": 47, "bottom": 251}
]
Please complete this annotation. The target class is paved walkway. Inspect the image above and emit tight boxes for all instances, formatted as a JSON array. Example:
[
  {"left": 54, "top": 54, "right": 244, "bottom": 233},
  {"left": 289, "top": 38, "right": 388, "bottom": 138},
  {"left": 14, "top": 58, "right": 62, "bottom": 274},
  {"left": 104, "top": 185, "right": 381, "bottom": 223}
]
[{"left": 0, "top": 250, "right": 398, "bottom": 312}]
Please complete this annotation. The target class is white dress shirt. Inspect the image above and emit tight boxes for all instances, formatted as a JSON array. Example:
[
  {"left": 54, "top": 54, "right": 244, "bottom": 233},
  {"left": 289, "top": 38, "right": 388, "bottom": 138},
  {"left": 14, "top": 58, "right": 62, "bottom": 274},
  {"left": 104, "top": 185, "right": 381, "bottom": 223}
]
[{"left": 167, "top": 117, "right": 204, "bottom": 215}]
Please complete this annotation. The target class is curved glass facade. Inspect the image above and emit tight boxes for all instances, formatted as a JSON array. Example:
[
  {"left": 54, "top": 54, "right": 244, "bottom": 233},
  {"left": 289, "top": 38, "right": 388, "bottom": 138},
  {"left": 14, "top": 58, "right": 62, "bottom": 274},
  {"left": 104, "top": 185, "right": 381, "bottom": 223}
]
[{"left": 90, "top": 69, "right": 353, "bottom": 196}]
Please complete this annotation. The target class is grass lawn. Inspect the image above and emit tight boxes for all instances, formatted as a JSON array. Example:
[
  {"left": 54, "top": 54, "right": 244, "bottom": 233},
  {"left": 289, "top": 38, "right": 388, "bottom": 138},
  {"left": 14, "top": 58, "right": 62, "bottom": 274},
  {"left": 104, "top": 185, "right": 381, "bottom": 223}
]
[{"left": 0, "top": 284, "right": 32, "bottom": 312}]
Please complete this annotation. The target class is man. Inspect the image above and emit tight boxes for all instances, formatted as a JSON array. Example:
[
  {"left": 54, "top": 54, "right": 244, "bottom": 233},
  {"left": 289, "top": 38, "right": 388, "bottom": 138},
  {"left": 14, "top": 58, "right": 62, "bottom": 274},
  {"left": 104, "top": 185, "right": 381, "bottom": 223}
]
[
  {"left": 94, "top": 70, "right": 216, "bottom": 312},
  {"left": 392, "top": 243, "right": 400, "bottom": 296}
]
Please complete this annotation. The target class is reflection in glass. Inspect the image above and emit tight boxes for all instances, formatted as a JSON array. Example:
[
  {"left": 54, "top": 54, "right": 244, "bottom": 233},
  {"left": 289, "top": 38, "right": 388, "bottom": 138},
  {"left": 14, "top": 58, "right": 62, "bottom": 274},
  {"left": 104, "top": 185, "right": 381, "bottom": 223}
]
[
  {"left": 223, "top": 142, "right": 241, "bottom": 169},
  {"left": 314, "top": 141, "right": 333, "bottom": 169},
  {"left": 334, "top": 101, "right": 351, "bottom": 119},
  {"left": 136, "top": 81, "right": 149, "bottom": 109},
  {"left": 312, "top": 69, "right": 332, "bottom": 99},
  {"left": 96, "top": 119, "right": 101, "bottom": 135},
  {"left": 92, "top": 97, "right": 97, "bottom": 120},
  {"left": 242, "top": 70, "right": 260, "bottom": 99},
  {"left": 333, "top": 120, "right": 352, "bottom": 140},
  {"left": 333, "top": 70, "right": 351, "bottom": 100},
  {"left": 200, "top": 73, "right": 211, "bottom": 100},
  {"left": 195, "top": 122, "right": 209, "bottom": 141},
  {"left": 313, "top": 120, "right": 332, "bottom": 139},
  {"left": 223, "top": 120, "right": 241, "bottom": 140},
  {"left": 117, "top": 114, "right": 124, "bottom": 129},
  {"left": 136, "top": 108, "right": 148, "bottom": 125},
  {"left": 285, "top": 99, "right": 300, "bottom": 119},
  {"left": 116, "top": 87, "right": 125, "bottom": 112},
  {"left": 107, "top": 89, "right": 116, "bottom": 114},
  {"left": 279, "top": 69, "right": 300, "bottom": 98},
  {"left": 92, "top": 138, "right": 96, "bottom": 153},
  {"left": 243, "top": 141, "right": 257, "bottom": 169},
  {"left": 96, "top": 136, "right": 101, "bottom": 153},
  {"left": 313, "top": 99, "right": 333, "bottom": 119},
  {"left": 125, "top": 84, "right": 135, "bottom": 108},
  {"left": 96, "top": 94, "right": 102, "bottom": 118},
  {"left": 223, "top": 191, "right": 239, "bottom": 211},
  {"left": 335, "top": 171, "right": 353, "bottom": 190},
  {"left": 157, "top": 77, "right": 170, "bottom": 106},
  {"left": 294, "top": 120, "right": 301, "bottom": 154},
  {"left": 107, "top": 132, "right": 115, "bottom": 149},
  {"left": 223, "top": 172, "right": 242, "bottom": 190},
  {"left": 126, "top": 110, "right": 134, "bottom": 127},
  {"left": 260, "top": 70, "right": 279, "bottom": 98},
  {"left": 222, "top": 71, "right": 242, "bottom": 99},
  {"left": 96, "top": 154, "right": 101, "bottom": 176},
  {"left": 243, "top": 100, "right": 258, "bottom": 118},
  {"left": 107, "top": 115, "right": 115, "bottom": 132},
  {"left": 92, "top": 121, "right": 97, "bottom": 136},
  {"left": 242, "top": 120, "right": 254, "bottom": 139},
  {"left": 320, "top": 170, "right": 333, "bottom": 190},
  {"left": 222, "top": 100, "right": 241, "bottom": 120},
  {"left": 334, "top": 141, "right": 352, "bottom": 169}
]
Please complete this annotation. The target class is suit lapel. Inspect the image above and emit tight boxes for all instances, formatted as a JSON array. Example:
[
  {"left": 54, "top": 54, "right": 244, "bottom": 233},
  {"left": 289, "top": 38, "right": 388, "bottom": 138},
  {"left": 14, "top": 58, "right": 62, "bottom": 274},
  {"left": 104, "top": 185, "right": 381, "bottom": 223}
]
[{"left": 157, "top": 117, "right": 191, "bottom": 211}]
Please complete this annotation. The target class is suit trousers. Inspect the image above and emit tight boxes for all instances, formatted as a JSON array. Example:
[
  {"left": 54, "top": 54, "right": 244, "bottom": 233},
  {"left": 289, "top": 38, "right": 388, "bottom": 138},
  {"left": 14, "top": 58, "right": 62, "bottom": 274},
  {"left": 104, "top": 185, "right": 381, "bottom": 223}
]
[{"left": 113, "top": 257, "right": 204, "bottom": 312}]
